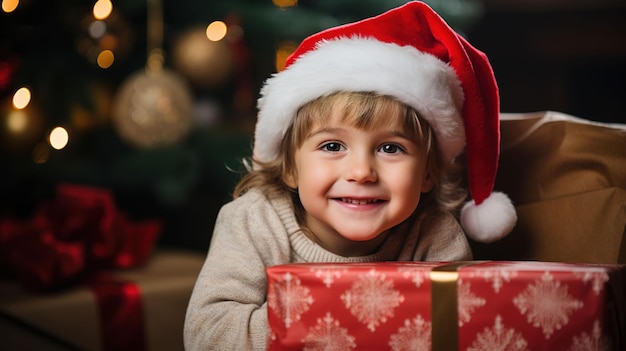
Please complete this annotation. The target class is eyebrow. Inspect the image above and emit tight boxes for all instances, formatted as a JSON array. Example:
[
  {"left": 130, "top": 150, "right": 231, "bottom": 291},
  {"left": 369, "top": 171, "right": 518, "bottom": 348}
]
[
  {"left": 307, "top": 126, "right": 413, "bottom": 141},
  {"left": 306, "top": 127, "right": 344, "bottom": 138}
]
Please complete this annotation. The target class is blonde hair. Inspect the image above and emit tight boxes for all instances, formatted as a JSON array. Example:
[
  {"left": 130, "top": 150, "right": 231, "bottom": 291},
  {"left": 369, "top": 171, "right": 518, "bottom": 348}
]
[{"left": 234, "top": 92, "right": 467, "bottom": 220}]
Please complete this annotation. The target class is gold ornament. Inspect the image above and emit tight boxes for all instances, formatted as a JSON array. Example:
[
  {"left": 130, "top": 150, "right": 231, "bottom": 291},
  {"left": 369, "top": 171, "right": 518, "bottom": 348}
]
[
  {"left": 111, "top": 69, "right": 193, "bottom": 148},
  {"left": 110, "top": 0, "right": 194, "bottom": 148},
  {"left": 172, "top": 27, "right": 233, "bottom": 89}
]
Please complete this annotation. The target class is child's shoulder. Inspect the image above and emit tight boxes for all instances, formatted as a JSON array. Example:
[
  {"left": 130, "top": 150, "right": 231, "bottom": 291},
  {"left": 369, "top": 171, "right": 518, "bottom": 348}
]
[
  {"left": 220, "top": 188, "right": 292, "bottom": 218},
  {"left": 215, "top": 188, "right": 298, "bottom": 244},
  {"left": 222, "top": 188, "right": 270, "bottom": 212}
]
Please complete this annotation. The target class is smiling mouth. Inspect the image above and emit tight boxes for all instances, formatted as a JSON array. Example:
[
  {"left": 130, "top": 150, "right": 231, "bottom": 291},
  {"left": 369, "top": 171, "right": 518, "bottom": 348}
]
[{"left": 339, "top": 198, "right": 381, "bottom": 205}]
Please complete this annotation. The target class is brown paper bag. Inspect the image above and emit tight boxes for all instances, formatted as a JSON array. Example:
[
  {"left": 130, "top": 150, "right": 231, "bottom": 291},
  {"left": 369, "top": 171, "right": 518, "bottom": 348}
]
[{"left": 471, "top": 111, "right": 626, "bottom": 263}]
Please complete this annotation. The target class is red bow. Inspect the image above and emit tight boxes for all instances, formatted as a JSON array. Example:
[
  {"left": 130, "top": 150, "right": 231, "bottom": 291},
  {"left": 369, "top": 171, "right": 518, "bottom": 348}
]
[{"left": 0, "top": 184, "right": 161, "bottom": 291}]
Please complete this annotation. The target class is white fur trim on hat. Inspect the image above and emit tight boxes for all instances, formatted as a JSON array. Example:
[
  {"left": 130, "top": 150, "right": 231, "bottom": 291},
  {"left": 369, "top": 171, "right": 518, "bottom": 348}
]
[
  {"left": 461, "top": 192, "right": 517, "bottom": 243},
  {"left": 255, "top": 37, "right": 466, "bottom": 164}
]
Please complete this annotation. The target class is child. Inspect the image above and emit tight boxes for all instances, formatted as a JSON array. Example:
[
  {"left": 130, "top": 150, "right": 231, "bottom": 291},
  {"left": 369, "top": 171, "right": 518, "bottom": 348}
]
[{"left": 184, "top": 2, "right": 517, "bottom": 350}]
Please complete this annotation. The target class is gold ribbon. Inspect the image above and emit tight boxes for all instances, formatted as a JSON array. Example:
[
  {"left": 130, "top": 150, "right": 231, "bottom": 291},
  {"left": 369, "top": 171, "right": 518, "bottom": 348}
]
[{"left": 430, "top": 261, "right": 485, "bottom": 351}]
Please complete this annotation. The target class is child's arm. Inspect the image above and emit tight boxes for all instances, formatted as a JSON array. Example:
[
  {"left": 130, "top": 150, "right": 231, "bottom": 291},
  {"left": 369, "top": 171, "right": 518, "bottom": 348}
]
[{"left": 184, "top": 192, "right": 291, "bottom": 350}]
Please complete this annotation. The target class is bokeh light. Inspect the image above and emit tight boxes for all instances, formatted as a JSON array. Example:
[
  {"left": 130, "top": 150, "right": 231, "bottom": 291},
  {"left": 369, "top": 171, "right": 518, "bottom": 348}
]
[
  {"left": 1, "top": 97, "right": 44, "bottom": 152},
  {"left": 275, "top": 41, "right": 298, "bottom": 72},
  {"left": 273, "top": 0, "right": 297, "bottom": 8},
  {"left": 76, "top": 9, "right": 134, "bottom": 68},
  {"left": 88, "top": 20, "right": 107, "bottom": 39},
  {"left": 97, "top": 49, "right": 114, "bottom": 68},
  {"left": 93, "top": 0, "right": 112, "bottom": 20},
  {"left": 6, "top": 109, "right": 27, "bottom": 133},
  {"left": 12, "top": 87, "right": 31, "bottom": 109},
  {"left": 2, "top": 0, "right": 18, "bottom": 13},
  {"left": 206, "top": 21, "right": 227, "bottom": 42},
  {"left": 49, "top": 126, "right": 69, "bottom": 150},
  {"left": 99, "top": 34, "right": 118, "bottom": 50}
]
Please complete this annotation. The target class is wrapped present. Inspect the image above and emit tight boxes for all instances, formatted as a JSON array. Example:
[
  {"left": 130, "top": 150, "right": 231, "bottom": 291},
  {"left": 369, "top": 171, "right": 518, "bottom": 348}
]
[
  {"left": 266, "top": 261, "right": 626, "bottom": 351},
  {"left": 472, "top": 111, "right": 626, "bottom": 263},
  {"left": 0, "top": 250, "right": 205, "bottom": 351}
]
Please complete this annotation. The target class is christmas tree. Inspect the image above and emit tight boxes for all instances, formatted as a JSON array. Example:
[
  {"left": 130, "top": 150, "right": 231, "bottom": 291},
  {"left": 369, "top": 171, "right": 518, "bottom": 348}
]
[{"left": 1, "top": 0, "right": 483, "bottom": 250}]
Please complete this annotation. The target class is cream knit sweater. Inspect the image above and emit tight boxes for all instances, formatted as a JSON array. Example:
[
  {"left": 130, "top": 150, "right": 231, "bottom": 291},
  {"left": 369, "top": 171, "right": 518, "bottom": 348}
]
[{"left": 184, "top": 189, "right": 471, "bottom": 351}]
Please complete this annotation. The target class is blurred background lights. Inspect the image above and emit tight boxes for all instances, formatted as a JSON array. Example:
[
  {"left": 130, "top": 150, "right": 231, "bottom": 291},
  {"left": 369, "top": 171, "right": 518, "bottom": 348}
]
[
  {"left": 206, "top": 21, "right": 227, "bottom": 42},
  {"left": 275, "top": 41, "right": 298, "bottom": 72},
  {"left": 1, "top": 95, "right": 44, "bottom": 152},
  {"left": 97, "top": 49, "right": 114, "bottom": 68},
  {"left": 2, "top": 0, "right": 18, "bottom": 13},
  {"left": 89, "top": 20, "right": 107, "bottom": 39},
  {"left": 12, "top": 87, "right": 31, "bottom": 109},
  {"left": 93, "top": 0, "right": 112, "bottom": 20},
  {"left": 6, "top": 110, "right": 27, "bottom": 133},
  {"left": 272, "top": 0, "right": 297, "bottom": 8},
  {"left": 99, "top": 33, "right": 118, "bottom": 51},
  {"left": 49, "top": 126, "right": 69, "bottom": 150}
]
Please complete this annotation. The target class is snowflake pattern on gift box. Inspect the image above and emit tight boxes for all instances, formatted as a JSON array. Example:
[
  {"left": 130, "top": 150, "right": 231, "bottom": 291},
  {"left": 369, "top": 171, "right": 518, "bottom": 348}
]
[
  {"left": 469, "top": 267, "right": 518, "bottom": 293},
  {"left": 567, "top": 320, "right": 612, "bottom": 351},
  {"left": 340, "top": 269, "right": 405, "bottom": 332},
  {"left": 311, "top": 266, "right": 347, "bottom": 288},
  {"left": 513, "top": 271, "right": 583, "bottom": 339},
  {"left": 467, "top": 315, "right": 530, "bottom": 351},
  {"left": 301, "top": 312, "right": 356, "bottom": 351},
  {"left": 458, "top": 279, "right": 486, "bottom": 326},
  {"left": 574, "top": 270, "right": 609, "bottom": 296},
  {"left": 267, "top": 272, "right": 314, "bottom": 328},
  {"left": 388, "top": 314, "right": 431, "bottom": 351},
  {"left": 398, "top": 266, "right": 430, "bottom": 287}
]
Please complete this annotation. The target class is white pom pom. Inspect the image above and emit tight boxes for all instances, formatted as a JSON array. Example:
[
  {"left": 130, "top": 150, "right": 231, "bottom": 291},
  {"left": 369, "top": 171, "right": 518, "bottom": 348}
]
[{"left": 461, "top": 192, "right": 517, "bottom": 243}]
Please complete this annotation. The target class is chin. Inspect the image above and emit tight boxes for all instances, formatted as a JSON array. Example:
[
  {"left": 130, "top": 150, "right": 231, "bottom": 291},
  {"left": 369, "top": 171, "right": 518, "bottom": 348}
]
[{"left": 338, "top": 230, "right": 385, "bottom": 243}]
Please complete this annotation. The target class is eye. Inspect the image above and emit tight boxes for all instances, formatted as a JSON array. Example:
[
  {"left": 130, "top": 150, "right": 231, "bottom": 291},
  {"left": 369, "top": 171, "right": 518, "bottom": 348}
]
[
  {"left": 379, "top": 143, "right": 403, "bottom": 154},
  {"left": 321, "top": 142, "right": 344, "bottom": 152}
]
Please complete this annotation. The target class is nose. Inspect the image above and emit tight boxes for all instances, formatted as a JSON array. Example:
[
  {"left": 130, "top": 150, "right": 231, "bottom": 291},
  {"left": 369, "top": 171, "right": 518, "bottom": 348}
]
[{"left": 344, "top": 151, "right": 378, "bottom": 183}]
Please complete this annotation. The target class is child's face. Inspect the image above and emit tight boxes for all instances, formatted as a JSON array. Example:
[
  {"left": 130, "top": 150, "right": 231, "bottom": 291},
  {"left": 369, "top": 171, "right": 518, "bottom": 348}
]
[{"left": 284, "top": 105, "right": 433, "bottom": 257}]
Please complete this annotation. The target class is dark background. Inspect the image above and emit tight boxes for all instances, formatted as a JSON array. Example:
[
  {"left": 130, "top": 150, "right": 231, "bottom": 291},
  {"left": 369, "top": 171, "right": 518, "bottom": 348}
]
[{"left": 473, "top": 0, "right": 626, "bottom": 124}]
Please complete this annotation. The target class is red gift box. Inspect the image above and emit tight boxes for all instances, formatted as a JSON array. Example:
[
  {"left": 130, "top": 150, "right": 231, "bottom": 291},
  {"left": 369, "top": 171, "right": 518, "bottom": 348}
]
[{"left": 266, "top": 261, "right": 626, "bottom": 351}]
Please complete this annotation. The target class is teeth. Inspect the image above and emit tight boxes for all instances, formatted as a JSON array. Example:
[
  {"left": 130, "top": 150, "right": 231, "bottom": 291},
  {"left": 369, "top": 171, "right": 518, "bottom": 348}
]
[{"left": 341, "top": 198, "right": 377, "bottom": 205}]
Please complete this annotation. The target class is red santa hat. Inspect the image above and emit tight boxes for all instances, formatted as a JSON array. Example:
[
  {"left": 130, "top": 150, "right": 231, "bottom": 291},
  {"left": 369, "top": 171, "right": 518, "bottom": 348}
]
[{"left": 254, "top": 1, "right": 517, "bottom": 243}]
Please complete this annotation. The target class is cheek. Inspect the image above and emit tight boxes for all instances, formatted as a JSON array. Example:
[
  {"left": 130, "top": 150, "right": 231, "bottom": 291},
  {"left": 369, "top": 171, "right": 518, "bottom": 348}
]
[
  {"left": 394, "top": 181, "right": 423, "bottom": 221},
  {"left": 397, "top": 180, "right": 422, "bottom": 205},
  {"left": 296, "top": 151, "right": 326, "bottom": 175},
  {"left": 387, "top": 164, "right": 427, "bottom": 202},
  {"left": 294, "top": 162, "right": 339, "bottom": 215},
  {"left": 297, "top": 162, "right": 333, "bottom": 191}
]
